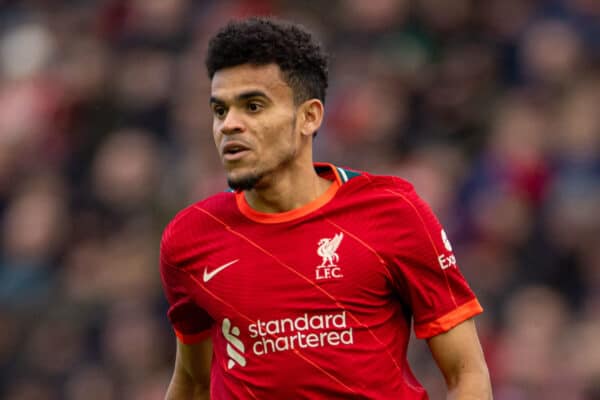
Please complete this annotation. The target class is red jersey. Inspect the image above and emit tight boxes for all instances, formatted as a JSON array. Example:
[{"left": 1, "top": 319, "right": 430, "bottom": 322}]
[{"left": 160, "top": 163, "right": 483, "bottom": 399}]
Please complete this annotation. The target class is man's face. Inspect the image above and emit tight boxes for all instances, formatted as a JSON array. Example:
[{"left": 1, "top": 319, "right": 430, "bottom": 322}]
[{"left": 210, "top": 63, "right": 300, "bottom": 190}]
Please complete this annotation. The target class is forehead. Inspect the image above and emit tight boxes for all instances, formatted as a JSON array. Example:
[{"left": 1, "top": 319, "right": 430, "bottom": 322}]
[{"left": 211, "top": 63, "right": 293, "bottom": 102}]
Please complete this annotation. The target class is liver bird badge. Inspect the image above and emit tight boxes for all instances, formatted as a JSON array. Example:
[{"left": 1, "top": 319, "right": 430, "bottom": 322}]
[{"left": 317, "top": 233, "right": 344, "bottom": 268}]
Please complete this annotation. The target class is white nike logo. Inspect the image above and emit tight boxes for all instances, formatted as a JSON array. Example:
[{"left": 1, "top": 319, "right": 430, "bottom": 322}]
[{"left": 203, "top": 259, "right": 239, "bottom": 282}]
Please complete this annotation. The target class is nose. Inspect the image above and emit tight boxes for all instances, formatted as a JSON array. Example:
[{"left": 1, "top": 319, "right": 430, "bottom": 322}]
[{"left": 220, "top": 109, "right": 245, "bottom": 135}]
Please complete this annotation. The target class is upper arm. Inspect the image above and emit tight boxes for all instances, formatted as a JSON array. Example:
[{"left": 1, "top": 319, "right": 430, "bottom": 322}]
[
  {"left": 160, "top": 219, "right": 215, "bottom": 398},
  {"left": 160, "top": 220, "right": 214, "bottom": 341},
  {"left": 381, "top": 180, "right": 490, "bottom": 397},
  {"left": 176, "top": 338, "right": 213, "bottom": 386},
  {"left": 166, "top": 338, "right": 212, "bottom": 400},
  {"left": 427, "top": 318, "right": 491, "bottom": 396},
  {"left": 384, "top": 180, "right": 483, "bottom": 337}
]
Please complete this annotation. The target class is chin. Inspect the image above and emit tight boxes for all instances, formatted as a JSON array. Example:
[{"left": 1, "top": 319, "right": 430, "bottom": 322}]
[{"left": 226, "top": 172, "right": 263, "bottom": 191}]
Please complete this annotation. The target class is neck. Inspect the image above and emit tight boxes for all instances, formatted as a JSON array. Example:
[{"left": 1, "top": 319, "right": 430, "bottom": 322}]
[{"left": 243, "top": 161, "right": 332, "bottom": 213}]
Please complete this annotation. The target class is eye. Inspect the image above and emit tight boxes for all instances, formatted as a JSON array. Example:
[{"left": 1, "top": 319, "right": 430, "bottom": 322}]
[
  {"left": 247, "top": 101, "right": 263, "bottom": 113},
  {"left": 212, "top": 105, "right": 227, "bottom": 119}
]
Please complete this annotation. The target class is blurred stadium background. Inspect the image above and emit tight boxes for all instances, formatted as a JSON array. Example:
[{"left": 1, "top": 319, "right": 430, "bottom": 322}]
[{"left": 0, "top": 0, "right": 599, "bottom": 399}]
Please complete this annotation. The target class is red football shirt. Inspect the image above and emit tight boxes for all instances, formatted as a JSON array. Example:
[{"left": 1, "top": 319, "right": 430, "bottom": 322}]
[{"left": 160, "top": 163, "right": 483, "bottom": 399}]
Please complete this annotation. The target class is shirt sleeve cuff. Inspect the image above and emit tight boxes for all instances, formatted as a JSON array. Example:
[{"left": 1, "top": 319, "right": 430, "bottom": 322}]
[
  {"left": 175, "top": 328, "right": 212, "bottom": 344},
  {"left": 414, "top": 298, "right": 483, "bottom": 339}
]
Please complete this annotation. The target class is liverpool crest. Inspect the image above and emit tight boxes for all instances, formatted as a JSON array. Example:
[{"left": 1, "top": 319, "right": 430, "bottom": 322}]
[{"left": 316, "top": 232, "right": 344, "bottom": 280}]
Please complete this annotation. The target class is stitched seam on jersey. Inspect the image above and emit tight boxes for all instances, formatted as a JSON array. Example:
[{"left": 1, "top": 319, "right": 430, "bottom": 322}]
[
  {"left": 241, "top": 382, "right": 259, "bottom": 399},
  {"left": 322, "top": 218, "right": 393, "bottom": 283},
  {"left": 164, "top": 206, "right": 201, "bottom": 239},
  {"left": 322, "top": 217, "right": 405, "bottom": 375},
  {"left": 383, "top": 188, "right": 458, "bottom": 308},
  {"left": 194, "top": 206, "right": 346, "bottom": 303},
  {"left": 163, "top": 261, "right": 254, "bottom": 324},
  {"left": 191, "top": 206, "right": 360, "bottom": 394}
]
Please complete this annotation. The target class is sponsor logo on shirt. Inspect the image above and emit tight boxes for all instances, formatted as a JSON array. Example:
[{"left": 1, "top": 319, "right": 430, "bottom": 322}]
[
  {"left": 438, "top": 229, "right": 457, "bottom": 270},
  {"left": 221, "top": 311, "right": 354, "bottom": 368},
  {"left": 316, "top": 232, "right": 344, "bottom": 280},
  {"left": 249, "top": 311, "right": 353, "bottom": 355},
  {"left": 222, "top": 318, "right": 246, "bottom": 369}
]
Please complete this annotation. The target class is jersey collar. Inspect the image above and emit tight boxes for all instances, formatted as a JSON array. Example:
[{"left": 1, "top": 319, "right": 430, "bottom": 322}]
[{"left": 235, "top": 163, "right": 341, "bottom": 224}]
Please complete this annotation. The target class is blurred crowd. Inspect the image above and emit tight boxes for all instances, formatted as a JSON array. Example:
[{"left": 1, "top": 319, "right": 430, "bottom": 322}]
[{"left": 0, "top": 0, "right": 598, "bottom": 399}]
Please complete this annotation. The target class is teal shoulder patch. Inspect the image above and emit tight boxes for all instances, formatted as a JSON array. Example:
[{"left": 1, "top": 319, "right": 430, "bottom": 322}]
[{"left": 336, "top": 167, "right": 362, "bottom": 183}]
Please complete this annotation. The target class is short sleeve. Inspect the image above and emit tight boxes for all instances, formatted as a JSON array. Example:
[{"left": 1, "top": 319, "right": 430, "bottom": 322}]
[
  {"left": 385, "top": 179, "right": 483, "bottom": 339},
  {"left": 160, "top": 221, "right": 213, "bottom": 344}
]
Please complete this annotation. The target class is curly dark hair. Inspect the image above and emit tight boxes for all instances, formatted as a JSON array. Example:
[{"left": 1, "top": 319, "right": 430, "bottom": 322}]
[{"left": 205, "top": 17, "right": 329, "bottom": 104}]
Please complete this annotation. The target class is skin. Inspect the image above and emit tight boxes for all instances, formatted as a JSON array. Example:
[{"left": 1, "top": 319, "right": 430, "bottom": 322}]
[
  {"left": 210, "top": 63, "right": 330, "bottom": 213},
  {"left": 428, "top": 319, "right": 492, "bottom": 399},
  {"left": 164, "top": 63, "right": 492, "bottom": 399},
  {"left": 165, "top": 340, "right": 211, "bottom": 400}
]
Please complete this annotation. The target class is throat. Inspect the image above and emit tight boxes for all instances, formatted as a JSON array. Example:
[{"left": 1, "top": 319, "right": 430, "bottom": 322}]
[{"left": 244, "top": 175, "right": 333, "bottom": 214}]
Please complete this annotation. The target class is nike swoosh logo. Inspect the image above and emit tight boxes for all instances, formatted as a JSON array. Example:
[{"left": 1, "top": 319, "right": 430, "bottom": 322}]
[{"left": 203, "top": 259, "right": 239, "bottom": 282}]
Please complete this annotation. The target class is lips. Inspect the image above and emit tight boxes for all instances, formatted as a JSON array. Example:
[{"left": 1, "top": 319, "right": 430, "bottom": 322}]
[{"left": 222, "top": 141, "right": 251, "bottom": 160}]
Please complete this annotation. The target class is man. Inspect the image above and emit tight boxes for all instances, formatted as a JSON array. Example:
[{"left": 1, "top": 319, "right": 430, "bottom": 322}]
[{"left": 160, "top": 17, "right": 492, "bottom": 399}]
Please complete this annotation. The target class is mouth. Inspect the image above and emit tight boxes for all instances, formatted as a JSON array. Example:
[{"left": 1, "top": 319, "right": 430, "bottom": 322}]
[{"left": 222, "top": 142, "right": 251, "bottom": 161}]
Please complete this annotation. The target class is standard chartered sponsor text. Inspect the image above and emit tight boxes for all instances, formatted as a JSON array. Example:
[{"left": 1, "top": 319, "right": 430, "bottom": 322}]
[{"left": 248, "top": 311, "right": 353, "bottom": 355}]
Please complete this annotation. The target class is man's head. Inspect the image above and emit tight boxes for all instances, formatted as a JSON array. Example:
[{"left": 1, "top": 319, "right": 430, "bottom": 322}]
[
  {"left": 206, "top": 17, "right": 329, "bottom": 191},
  {"left": 206, "top": 17, "right": 328, "bottom": 105}
]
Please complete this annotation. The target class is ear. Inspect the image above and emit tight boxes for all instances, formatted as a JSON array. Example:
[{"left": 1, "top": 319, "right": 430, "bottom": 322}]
[{"left": 298, "top": 99, "right": 324, "bottom": 137}]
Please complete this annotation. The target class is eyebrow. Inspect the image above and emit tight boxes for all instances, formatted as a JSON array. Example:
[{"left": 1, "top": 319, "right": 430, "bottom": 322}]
[{"left": 210, "top": 90, "right": 270, "bottom": 105}]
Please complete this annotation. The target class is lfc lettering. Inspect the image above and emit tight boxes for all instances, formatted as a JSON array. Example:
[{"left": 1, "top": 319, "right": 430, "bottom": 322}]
[{"left": 316, "top": 266, "right": 343, "bottom": 280}]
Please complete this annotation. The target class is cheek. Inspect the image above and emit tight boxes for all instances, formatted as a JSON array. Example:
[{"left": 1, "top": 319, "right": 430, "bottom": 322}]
[
  {"left": 254, "top": 111, "right": 297, "bottom": 158},
  {"left": 264, "top": 121, "right": 290, "bottom": 145},
  {"left": 269, "top": 125, "right": 297, "bottom": 158},
  {"left": 212, "top": 124, "right": 222, "bottom": 147}
]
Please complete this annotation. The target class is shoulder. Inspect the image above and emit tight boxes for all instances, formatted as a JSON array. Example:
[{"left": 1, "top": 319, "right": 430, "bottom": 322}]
[
  {"left": 161, "top": 191, "right": 236, "bottom": 246},
  {"left": 338, "top": 168, "right": 418, "bottom": 203},
  {"left": 337, "top": 168, "right": 439, "bottom": 228}
]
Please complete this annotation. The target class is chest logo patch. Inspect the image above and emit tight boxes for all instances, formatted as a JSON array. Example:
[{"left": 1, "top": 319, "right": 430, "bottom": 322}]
[{"left": 316, "top": 232, "right": 344, "bottom": 280}]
